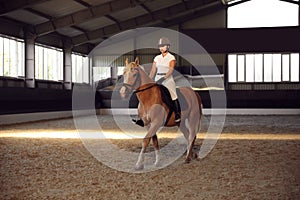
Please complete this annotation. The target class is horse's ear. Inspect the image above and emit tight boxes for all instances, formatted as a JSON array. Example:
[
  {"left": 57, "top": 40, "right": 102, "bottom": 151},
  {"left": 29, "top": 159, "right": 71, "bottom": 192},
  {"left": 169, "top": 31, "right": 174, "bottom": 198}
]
[
  {"left": 135, "top": 57, "right": 139, "bottom": 65},
  {"left": 125, "top": 58, "right": 129, "bottom": 65}
]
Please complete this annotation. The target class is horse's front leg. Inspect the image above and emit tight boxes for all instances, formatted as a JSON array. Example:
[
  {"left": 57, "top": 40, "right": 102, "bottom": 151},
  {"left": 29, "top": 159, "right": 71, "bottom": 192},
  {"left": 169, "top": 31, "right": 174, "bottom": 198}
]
[
  {"left": 135, "top": 104, "right": 165, "bottom": 170},
  {"left": 152, "top": 134, "right": 160, "bottom": 167},
  {"left": 135, "top": 137, "right": 151, "bottom": 170},
  {"left": 135, "top": 122, "right": 161, "bottom": 170}
]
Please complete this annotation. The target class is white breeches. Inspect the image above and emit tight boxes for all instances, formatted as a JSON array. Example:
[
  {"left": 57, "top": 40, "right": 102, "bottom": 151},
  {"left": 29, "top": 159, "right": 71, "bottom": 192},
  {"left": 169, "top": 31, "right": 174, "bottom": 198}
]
[{"left": 155, "top": 74, "right": 178, "bottom": 100}]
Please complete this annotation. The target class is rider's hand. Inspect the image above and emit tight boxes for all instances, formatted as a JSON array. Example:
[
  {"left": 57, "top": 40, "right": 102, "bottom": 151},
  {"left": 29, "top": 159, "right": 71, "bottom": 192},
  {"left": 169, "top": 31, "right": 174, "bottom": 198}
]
[{"left": 156, "top": 77, "right": 165, "bottom": 85}]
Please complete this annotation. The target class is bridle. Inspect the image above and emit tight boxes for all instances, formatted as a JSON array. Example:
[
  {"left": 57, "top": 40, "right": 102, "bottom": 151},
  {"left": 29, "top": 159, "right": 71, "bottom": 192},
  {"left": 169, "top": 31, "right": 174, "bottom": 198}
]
[
  {"left": 122, "top": 65, "right": 157, "bottom": 94},
  {"left": 122, "top": 66, "right": 141, "bottom": 93}
]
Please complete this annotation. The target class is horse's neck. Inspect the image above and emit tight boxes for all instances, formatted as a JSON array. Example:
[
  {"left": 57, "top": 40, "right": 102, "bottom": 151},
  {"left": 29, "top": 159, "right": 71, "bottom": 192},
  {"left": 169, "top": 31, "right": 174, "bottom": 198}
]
[
  {"left": 139, "top": 67, "right": 154, "bottom": 86},
  {"left": 136, "top": 67, "right": 161, "bottom": 105}
]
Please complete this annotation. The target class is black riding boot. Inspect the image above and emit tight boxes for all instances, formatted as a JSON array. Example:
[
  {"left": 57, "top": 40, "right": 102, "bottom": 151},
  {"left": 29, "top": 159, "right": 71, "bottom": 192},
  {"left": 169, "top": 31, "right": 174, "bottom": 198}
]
[
  {"left": 173, "top": 99, "right": 181, "bottom": 123},
  {"left": 132, "top": 118, "right": 144, "bottom": 127}
]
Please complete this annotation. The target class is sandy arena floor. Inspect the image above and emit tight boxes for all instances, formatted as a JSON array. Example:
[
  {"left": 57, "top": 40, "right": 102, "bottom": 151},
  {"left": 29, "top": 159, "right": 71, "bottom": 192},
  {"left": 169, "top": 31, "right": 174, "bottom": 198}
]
[{"left": 0, "top": 115, "right": 300, "bottom": 199}]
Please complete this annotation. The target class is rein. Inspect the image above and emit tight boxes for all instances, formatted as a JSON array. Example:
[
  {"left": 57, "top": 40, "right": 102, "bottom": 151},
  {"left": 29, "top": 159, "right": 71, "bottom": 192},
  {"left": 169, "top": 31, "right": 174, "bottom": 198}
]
[{"left": 134, "top": 83, "right": 157, "bottom": 94}]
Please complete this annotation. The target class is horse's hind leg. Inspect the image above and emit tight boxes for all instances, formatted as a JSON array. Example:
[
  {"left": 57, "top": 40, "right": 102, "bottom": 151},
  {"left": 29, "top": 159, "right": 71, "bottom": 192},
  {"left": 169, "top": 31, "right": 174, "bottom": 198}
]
[
  {"left": 186, "top": 135, "right": 197, "bottom": 163},
  {"left": 136, "top": 137, "right": 151, "bottom": 170},
  {"left": 152, "top": 134, "right": 160, "bottom": 167},
  {"left": 179, "top": 120, "right": 189, "bottom": 151},
  {"left": 185, "top": 117, "right": 198, "bottom": 163},
  {"left": 180, "top": 120, "right": 194, "bottom": 163}
]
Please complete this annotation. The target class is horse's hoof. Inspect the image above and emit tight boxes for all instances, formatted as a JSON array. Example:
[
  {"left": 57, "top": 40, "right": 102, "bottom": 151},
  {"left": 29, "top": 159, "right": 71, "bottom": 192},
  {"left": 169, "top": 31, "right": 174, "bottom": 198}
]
[
  {"left": 154, "top": 161, "right": 160, "bottom": 167},
  {"left": 135, "top": 164, "right": 144, "bottom": 170},
  {"left": 192, "top": 152, "right": 198, "bottom": 159},
  {"left": 185, "top": 158, "right": 191, "bottom": 164}
]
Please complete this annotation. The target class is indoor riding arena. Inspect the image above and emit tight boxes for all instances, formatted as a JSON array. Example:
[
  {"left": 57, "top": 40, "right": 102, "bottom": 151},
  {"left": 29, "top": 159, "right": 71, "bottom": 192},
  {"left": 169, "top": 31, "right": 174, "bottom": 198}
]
[{"left": 0, "top": 0, "right": 299, "bottom": 199}]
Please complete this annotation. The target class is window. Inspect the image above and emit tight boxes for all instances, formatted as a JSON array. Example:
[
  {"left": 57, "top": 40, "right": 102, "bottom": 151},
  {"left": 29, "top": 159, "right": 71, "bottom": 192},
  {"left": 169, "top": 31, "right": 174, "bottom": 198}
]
[
  {"left": 291, "top": 53, "right": 300, "bottom": 82},
  {"left": 228, "top": 53, "right": 299, "bottom": 83},
  {"left": 92, "top": 56, "right": 118, "bottom": 81},
  {"left": 0, "top": 35, "right": 24, "bottom": 78},
  {"left": 282, "top": 54, "right": 290, "bottom": 82},
  {"left": 273, "top": 54, "right": 281, "bottom": 82},
  {"left": 237, "top": 55, "right": 245, "bottom": 82},
  {"left": 117, "top": 66, "right": 125, "bottom": 76},
  {"left": 35, "top": 44, "right": 63, "bottom": 81},
  {"left": 228, "top": 54, "right": 237, "bottom": 82},
  {"left": 254, "top": 54, "right": 263, "bottom": 82},
  {"left": 72, "top": 53, "right": 89, "bottom": 83},
  {"left": 93, "top": 67, "right": 111, "bottom": 81},
  {"left": 228, "top": 0, "right": 299, "bottom": 28},
  {"left": 264, "top": 54, "right": 272, "bottom": 82},
  {"left": 245, "top": 54, "right": 254, "bottom": 82}
]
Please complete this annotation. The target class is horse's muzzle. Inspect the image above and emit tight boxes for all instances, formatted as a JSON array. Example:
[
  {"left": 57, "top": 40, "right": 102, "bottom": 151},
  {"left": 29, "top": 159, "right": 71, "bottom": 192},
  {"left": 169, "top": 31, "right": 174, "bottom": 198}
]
[{"left": 120, "top": 86, "right": 127, "bottom": 99}]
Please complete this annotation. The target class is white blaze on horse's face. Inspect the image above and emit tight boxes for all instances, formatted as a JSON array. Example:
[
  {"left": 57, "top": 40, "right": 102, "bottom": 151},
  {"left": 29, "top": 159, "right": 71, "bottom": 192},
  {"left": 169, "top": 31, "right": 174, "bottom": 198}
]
[
  {"left": 120, "top": 85, "right": 126, "bottom": 99},
  {"left": 120, "top": 62, "right": 139, "bottom": 99}
]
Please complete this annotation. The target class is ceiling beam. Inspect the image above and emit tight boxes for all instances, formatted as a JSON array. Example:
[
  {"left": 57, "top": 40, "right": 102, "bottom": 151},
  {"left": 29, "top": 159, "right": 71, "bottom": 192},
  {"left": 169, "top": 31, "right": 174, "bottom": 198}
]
[
  {"left": 227, "top": 0, "right": 252, "bottom": 7},
  {"left": 181, "top": 0, "right": 188, "bottom": 9},
  {"left": 0, "top": 16, "right": 26, "bottom": 38},
  {"left": 34, "top": 0, "right": 145, "bottom": 36},
  {"left": 279, "top": 0, "right": 300, "bottom": 5},
  {"left": 72, "top": 0, "right": 218, "bottom": 46},
  {"left": 136, "top": 0, "right": 154, "bottom": 20},
  {"left": 140, "top": 3, "right": 154, "bottom": 18},
  {"left": 71, "top": 25, "right": 87, "bottom": 33},
  {"left": 0, "top": 0, "right": 48, "bottom": 16},
  {"left": 166, "top": 1, "right": 225, "bottom": 25},
  {"left": 105, "top": 15, "right": 122, "bottom": 30},
  {"left": 25, "top": 7, "right": 52, "bottom": 20},
  {"left": 73, "top": 0, "right": 92, "bottom": 8}
]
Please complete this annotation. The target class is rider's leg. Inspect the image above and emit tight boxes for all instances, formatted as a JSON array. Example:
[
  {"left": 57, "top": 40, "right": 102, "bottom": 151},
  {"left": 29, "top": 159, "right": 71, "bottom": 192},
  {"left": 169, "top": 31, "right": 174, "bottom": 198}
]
[
  {"left": 162, "top": 77, "right": 181, "bottom": 122},
  {"left": 173, "top": 98, "right": 181, "bottom": 122}
]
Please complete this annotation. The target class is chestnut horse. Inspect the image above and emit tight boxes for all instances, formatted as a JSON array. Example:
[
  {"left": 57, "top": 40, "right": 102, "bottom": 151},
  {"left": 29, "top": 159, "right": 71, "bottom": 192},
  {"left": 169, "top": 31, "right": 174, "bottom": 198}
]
[{"left": 120, "top": 58, "right": 202, "bottom": 170}]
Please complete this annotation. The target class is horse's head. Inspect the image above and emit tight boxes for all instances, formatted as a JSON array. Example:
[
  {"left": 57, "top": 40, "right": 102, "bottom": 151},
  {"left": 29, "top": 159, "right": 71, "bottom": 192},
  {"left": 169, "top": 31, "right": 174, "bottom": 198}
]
[{"left": 120, "top": 57, "right": 141, "bottom": 99}]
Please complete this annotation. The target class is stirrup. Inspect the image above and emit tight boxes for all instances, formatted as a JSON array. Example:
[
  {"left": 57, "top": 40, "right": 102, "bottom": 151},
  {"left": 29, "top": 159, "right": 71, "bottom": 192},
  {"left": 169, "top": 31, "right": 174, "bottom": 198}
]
[{"left": 132, "top": 119, "right": 144, "bottom": 127}]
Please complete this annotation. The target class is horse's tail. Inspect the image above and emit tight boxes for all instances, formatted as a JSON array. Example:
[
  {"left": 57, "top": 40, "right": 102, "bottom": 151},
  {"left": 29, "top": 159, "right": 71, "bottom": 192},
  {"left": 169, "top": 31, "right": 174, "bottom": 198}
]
[{"left": 195, "top": 91, "right": 203, "bottom": 132}]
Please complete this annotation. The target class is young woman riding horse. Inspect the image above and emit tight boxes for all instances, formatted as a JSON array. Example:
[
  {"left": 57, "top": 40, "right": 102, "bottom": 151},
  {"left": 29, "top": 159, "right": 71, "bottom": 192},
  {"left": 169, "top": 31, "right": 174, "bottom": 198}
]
[
  {"left": 150, "top": 37, "right": 181, "bottom": 122},
  {"left": 120, "top": 56, "right": 202, "bottom": 170}
]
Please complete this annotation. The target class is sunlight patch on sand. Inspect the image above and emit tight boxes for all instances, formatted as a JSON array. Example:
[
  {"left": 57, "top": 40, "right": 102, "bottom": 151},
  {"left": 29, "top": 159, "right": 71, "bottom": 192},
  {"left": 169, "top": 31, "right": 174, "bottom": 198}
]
[{"left": 0, "top": 130, "right": 299, "bottom": 140}]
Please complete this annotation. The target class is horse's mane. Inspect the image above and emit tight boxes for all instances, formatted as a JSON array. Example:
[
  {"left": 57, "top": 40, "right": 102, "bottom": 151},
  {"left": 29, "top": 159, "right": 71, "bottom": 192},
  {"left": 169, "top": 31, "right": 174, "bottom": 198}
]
[
  {"left": 125, "top": 62, "right": 145, "bottom": 71},
  {"left": 138, "top": 65, "right": 145, "bottom": 71}
]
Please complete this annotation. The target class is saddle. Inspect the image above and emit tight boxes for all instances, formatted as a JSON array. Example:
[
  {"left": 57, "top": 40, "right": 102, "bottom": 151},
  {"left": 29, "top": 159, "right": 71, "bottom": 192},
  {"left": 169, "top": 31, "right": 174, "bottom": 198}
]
[{"left": 158, "top": 84, "right": 187, "bottom": 125}]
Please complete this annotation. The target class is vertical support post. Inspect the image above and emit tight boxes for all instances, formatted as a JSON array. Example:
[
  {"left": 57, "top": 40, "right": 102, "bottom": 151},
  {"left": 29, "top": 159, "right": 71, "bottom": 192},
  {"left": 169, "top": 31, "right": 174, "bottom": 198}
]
[
  {"left": 178, "top": 23, "right": 183, "bottom": 74},
  {"left": 63, "top": 40, "right": 73, "bottom": 90},
  {"left": 89, "top": 55, "right": 93, "bottom": 88},
  {"left": 298, "top": 9, "right": 300, "bottom": 82},
  {"left": 224, "top": 4, "right": 229, "bottom": 90},
  {"left": 224, "top": 53, "right": 229, "bottom": 90},
  {"left": 24, "top": 27, "right": 36, "bottom": 88},
  {"left": 298, "top": 3, "right": 299, "bottom": 28},
  {"left": 111, "top": 65, "right": 117, "bottom": 85}
]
